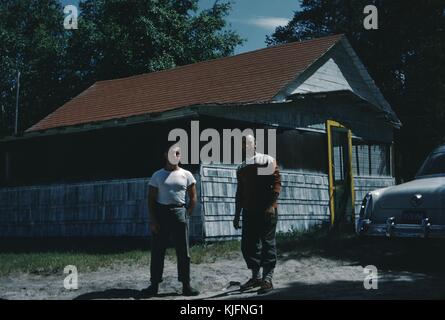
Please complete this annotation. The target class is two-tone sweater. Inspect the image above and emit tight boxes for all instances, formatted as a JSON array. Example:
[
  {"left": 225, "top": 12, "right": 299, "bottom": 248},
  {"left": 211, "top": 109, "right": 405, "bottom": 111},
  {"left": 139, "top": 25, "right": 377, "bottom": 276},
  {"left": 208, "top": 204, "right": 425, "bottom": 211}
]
[{"left": 235, "top": 153, "right": 281, "bottom": 213}]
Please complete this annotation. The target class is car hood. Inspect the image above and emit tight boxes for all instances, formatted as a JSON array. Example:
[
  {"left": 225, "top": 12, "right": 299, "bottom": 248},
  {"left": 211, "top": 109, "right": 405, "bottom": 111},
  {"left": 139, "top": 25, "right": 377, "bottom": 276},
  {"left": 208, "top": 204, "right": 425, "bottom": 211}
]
[{"left": 376, "top": 177, "right": 445, "bottom": 209}]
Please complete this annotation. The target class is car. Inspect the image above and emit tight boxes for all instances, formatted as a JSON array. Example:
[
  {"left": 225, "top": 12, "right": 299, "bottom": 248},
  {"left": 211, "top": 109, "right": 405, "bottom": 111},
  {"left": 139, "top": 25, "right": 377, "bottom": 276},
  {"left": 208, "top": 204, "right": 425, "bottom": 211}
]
[{"left": 357, "top": 144, "right": 445, "bottom": 238}]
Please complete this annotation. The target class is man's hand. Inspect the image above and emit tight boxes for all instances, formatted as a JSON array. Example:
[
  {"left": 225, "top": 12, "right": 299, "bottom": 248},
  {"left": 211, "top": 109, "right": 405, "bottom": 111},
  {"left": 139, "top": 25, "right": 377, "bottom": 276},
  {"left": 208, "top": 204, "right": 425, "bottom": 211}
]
[
  {"left": 265, "top": 206, "right": 276, "bottom": 216},
  {"left": 186, "top": 184, "right": 197, "bottom": 217},
  {"left": 150, "top": 221, "right": 160, "bottom": 234},
  {"left": 233, "top": 215, "right": 241, "bottom": 230}
]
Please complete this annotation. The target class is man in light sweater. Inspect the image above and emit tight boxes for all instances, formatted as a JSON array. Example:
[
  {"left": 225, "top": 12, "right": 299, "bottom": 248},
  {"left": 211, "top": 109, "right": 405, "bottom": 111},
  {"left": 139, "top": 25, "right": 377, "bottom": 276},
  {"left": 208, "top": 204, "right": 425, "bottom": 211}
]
[{"left": 142, "top": 144, "right": 199, "bottom": 297}]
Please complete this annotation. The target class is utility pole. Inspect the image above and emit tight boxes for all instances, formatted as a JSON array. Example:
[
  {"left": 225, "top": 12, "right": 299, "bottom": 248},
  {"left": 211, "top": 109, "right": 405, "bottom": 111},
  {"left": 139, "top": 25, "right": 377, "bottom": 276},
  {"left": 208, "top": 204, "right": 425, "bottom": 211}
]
[{"left": 14, "top": 70, "right": 20, "bottom": 135}]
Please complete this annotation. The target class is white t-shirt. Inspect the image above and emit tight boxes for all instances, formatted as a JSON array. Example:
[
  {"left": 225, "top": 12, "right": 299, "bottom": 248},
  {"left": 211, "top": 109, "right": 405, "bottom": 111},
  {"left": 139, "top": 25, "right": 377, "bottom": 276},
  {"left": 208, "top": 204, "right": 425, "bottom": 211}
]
[{"left": 149, "top": 168, "right": 196, "bottom": 205}]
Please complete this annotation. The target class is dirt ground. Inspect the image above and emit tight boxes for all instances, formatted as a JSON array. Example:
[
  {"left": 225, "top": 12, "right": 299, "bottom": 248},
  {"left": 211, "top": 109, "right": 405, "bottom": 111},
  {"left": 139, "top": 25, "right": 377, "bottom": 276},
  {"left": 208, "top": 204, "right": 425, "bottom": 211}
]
[{"left": 2, "top": 238, "right": 445, "bottom": 300}]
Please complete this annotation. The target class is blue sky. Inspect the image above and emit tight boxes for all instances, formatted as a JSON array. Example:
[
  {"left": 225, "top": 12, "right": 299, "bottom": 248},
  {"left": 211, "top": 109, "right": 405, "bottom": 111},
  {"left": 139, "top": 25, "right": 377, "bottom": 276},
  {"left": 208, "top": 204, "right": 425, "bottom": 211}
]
[
  {"left": 200, "top": 0, "right": 301, "bottom": 53},
  {"left": 61, "top": 0, "right": 301, "bottom": 54}
]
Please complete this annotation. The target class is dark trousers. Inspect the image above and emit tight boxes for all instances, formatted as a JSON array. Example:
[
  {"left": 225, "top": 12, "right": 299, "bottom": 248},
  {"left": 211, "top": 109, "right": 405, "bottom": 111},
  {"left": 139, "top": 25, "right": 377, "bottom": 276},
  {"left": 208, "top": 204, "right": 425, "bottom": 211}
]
[
  {"left": 241, "top": 208, "right": 278, "bottom": 273},
  {"left": 150, "top": 204, "right": 190, "bottom": 284}
]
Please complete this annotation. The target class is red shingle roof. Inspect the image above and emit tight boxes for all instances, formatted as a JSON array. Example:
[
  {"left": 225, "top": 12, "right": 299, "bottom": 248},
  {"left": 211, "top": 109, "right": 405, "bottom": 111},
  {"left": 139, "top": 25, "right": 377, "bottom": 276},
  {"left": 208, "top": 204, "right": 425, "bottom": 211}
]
[{"left": 27, "top": 34, "right": 344, "bottom": 132}]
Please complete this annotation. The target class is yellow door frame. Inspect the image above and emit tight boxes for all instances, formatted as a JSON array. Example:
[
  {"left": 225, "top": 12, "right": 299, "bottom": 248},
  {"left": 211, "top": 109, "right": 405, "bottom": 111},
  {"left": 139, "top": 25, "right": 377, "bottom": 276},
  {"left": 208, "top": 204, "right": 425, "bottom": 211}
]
[{"left": 326, "top": 120, "right": 355, "bottom": 227}]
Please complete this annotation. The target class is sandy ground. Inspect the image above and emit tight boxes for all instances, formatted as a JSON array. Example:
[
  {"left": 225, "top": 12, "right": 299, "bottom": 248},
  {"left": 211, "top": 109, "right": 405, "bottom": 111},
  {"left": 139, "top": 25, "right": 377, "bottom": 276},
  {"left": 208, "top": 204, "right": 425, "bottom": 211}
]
[{"left": 2, "top": 244, "right": 445, "bottom": 300}]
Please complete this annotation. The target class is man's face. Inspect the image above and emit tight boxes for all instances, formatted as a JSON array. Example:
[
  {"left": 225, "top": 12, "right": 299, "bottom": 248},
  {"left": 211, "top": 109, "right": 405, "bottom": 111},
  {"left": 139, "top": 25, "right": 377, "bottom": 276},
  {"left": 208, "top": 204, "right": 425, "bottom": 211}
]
[
  {"left": 166, "top": 146, "right": 181, "bottom": 165},
  {"left": 242, "top": 136, "right": 255, "bottom": 160}
]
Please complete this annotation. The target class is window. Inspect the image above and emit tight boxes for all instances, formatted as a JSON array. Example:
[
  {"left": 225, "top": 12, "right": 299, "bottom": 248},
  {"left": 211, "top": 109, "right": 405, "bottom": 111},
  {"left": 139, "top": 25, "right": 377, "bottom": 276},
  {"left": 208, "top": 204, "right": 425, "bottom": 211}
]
[
  {"left": 333, "top": 145, "right": 344, "bottom": 180},
  {"left": 352, "top": 142, "right": 391, "bottom": 177},
  {"left": 353, "top": 144, "right": 370, "bottom": 176},
  {"left": 276, "top": 129, "right": 327, "bottom": 173}
]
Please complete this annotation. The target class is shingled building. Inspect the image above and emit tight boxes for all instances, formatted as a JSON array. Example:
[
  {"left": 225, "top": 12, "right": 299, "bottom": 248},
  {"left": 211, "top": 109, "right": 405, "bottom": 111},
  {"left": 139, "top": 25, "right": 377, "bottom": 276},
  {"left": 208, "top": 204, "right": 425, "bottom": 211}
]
[{"left": 0, "top": 34, "right": 400, "bottom": 240}]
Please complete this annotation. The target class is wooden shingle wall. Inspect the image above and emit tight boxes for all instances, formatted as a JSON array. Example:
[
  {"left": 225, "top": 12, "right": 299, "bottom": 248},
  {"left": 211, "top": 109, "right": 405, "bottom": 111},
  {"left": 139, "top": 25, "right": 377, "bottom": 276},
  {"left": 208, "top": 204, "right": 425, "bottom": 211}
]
[
  {"left": 200, "top": 164, "right": 331, "bottom": 240},
  {"left": 0, "top": 177, "right": 203, "bottom": 239},
  {"left": 200, "top": 164, "right": 395, "bottom": 240},
  {"left": 0, "top": 167, "right": 393, "bottom": 239}
]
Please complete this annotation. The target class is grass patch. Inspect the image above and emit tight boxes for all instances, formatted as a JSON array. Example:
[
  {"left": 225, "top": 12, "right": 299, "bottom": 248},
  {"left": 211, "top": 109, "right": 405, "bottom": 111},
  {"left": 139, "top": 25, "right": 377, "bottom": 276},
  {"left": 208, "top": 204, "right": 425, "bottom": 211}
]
[
  {"left": 190, "top": 241, "right": 240, "bottom": 264},
  {"left": 276, "top": 224, "right": 332, "bottom": 252},
  {"left": 0, "top": 250, "right": 149, "bottom": 277},
  {"left": 0, "top": 226, "right": 341, "bottom": 277},
  {"left": 0, "top": 241, "right": 242, "bottom": 276}
]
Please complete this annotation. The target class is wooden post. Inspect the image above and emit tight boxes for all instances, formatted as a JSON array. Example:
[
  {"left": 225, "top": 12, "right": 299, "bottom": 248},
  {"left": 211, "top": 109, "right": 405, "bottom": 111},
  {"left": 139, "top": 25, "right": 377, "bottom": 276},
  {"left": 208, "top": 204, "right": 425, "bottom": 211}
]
[
  {"left": 15, "top": 71, "right": 20, "bottom": 135},
  {"left": 390, "top": 143, "right": 395, "bottom": 177},
  {"left": 4, "top": 151, "right": 11, "bottom": 183}
]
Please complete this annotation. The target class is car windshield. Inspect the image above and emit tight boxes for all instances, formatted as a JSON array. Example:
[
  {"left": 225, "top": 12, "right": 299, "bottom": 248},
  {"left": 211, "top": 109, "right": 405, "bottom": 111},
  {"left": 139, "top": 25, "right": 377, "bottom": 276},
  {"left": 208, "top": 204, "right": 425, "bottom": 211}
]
[{"left": 417, "top": 152, "right": 445, "bottom": 176}]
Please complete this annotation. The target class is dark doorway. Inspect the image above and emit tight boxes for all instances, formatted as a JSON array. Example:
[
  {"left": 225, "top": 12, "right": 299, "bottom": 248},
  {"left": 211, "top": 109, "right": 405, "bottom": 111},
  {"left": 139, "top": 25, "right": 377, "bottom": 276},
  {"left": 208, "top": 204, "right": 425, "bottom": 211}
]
[{"left": 327, "top": 120, "right": 355, "bottom": 231}]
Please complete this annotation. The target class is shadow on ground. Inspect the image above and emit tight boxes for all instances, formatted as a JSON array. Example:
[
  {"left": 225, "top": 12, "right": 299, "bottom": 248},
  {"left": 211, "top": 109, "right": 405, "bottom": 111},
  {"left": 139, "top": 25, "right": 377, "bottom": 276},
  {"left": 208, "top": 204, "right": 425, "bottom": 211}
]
[
  {"left": 74, "top": 289, "right": 180, "bottom": 300},
  {"left": 239, "top": 277, "right": 445, "bottom": 300},
  {"left": 279, "top": 233, "right": 445, "bottom": 275}
]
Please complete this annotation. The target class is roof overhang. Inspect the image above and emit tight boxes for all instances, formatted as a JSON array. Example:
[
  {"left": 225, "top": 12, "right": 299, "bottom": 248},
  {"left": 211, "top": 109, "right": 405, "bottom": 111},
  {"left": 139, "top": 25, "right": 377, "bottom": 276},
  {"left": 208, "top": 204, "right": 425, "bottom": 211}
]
[
  {"left": 0, "top": 106, "right": 201, "bottom": 143},
  {"left": 288, "top": 90, "right": 401, "bottom": 129},
  {"left": 0, "top": 100, "right": 273, "bottom": 143},
  {"left": 0, "top": 90, "right": 399, "bottom": 144}
]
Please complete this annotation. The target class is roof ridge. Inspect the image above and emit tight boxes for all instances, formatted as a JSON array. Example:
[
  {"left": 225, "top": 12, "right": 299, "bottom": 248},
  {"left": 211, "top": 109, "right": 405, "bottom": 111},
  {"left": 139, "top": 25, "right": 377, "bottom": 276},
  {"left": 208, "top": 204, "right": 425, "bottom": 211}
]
[{"left": 96, "top": 33, "right": 345, "bottom": 85}]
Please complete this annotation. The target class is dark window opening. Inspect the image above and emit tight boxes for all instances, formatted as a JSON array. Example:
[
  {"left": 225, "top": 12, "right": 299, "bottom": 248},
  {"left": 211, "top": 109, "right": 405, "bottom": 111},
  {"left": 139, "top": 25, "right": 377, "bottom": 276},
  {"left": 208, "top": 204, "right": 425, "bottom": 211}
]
[{"left": 276, "top": 129, "right": 327, "bottom": 173}]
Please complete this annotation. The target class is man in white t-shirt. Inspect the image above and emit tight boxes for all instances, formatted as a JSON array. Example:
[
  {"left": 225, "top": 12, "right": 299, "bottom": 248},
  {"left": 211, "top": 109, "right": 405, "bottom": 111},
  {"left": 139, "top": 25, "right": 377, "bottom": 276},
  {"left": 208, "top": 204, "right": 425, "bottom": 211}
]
[{"left": 141, "top": 144, "right": 199, "bottom": 297}]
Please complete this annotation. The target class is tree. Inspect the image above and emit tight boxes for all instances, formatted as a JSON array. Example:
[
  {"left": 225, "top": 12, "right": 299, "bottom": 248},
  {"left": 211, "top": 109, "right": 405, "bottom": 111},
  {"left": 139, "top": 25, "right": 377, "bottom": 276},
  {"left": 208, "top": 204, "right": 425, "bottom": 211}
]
[
  {"left": 0, "top": 0, "right": 243, "bottom": 136},
  {"left": 267, "top": 0, "right": 445, "bottom": 181},
  {"left": 64, "top": 0, "right": 243, "bottom": 105},
  {"left": 0, "top": 0, "right": 68, "bottom": 136}
]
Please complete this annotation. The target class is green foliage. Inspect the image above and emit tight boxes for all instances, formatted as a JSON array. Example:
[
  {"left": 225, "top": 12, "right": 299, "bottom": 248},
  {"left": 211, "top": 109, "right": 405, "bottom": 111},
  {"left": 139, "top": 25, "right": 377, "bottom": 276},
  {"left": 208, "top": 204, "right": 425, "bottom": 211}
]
[
  {"left": 268, "top": 0, "right": 445, "bottom": 180},
  {"left": 69, "top": 0, "right": 242, "bottom": 81},
  {"left": 0, "top": 250, "right": 149, "bottom": 276},
  {"left": 0, "top": 0, "right": 68, "bottom": 136},
  {"left": 0, "top": 0, "right": 243, "bottom": 136}
]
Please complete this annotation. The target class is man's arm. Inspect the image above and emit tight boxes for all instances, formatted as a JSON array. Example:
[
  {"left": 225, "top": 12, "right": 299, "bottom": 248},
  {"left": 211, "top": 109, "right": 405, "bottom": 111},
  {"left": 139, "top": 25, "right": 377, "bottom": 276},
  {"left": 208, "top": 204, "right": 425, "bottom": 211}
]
[
  {"left": 186, "top": 183, "right": 197, "bottom": 216},
  {"left": 234, "top": 170, "right": 243, "bottom": 229},
  {"left": 266, "top": 160, "right": 281, "bottom": 214},
  {"left": 272, "top": 160, "right": 281, "bottom": 195},
  {"left": 148, "top": 186, "right": 160, "bottom": 234}
]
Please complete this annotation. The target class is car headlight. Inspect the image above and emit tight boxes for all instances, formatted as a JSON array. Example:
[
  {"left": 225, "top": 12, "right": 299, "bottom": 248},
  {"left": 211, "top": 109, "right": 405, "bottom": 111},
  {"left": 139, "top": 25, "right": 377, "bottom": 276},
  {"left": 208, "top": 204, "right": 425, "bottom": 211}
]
[{"left": 359, "top": 193, "right": 373, "bottom": 219}]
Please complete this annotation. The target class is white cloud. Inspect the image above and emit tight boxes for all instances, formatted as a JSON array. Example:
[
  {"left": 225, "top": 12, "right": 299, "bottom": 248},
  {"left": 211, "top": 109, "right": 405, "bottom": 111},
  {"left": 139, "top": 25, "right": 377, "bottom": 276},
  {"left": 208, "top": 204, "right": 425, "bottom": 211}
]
[{"left": 244, "top": 16, "right": 290, "bottom": 30}]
